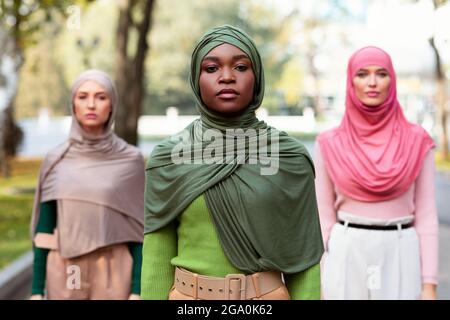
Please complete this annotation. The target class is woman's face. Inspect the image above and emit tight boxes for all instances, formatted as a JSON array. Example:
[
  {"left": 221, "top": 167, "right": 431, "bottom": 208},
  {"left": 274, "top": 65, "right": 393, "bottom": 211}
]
[
  {"left": 199, "top": 43, "right": 255, "bottom": 114},
  {"left": 73, "top": 80, "right": 112, "bottom": 135},
  {"left": 352, "top": 65, "right": 391, "bottom": 107}
]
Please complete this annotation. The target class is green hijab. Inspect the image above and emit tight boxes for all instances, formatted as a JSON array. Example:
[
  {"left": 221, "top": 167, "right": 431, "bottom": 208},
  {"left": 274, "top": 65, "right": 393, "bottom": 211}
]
[{"left": 145, "top": 25, "right": 323, "bottom": 274}]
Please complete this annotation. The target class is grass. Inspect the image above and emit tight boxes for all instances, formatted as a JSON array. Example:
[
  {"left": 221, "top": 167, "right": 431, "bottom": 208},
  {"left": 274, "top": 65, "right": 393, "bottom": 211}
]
[{"left": 0, "top": 158, "right": 41, "bottom": 269}]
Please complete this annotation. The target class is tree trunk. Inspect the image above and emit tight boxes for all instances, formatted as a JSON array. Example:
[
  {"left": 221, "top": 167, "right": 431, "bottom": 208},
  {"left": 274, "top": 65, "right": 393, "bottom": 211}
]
[
  {"left": 307, "top": 52, "right": 322, "bottom": 119},
  {"left": 429, "top": 37, "right": 449, "bottom": 161},
  {"left": 0, "top": 29, "right": 24, "bottom": 178},
  {"left": 114, "top": 0, "right": 155, "bottom": 146},
  {"left": 1, "top": 105, "right": 23, "bottom": 177},
  {"left": 436, "top": 79, "right": 449, "bottom": 161}
]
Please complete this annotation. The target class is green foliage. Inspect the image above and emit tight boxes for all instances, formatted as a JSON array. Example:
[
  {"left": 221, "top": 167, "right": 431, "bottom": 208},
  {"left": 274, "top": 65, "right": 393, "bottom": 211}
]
[
  {"left": 275, "top": 58, "right": 305, "bottom": 108},
  {"left": 12, "top": 0, "right": 353, "bottom": 118},
  {"left": 434, "top": 0, "right": 449, "bottom": 7},
  {"left": 0, "top": 0, "right": 96, "bottom": 118},
  {"left": 14, "top": 0, "right": 114, "bottom": 117},
  {"left": 1, "top": 0, "right": 74, "bottom": 48},
  {"left": 145, "top": 0, "right": 300, "bottom": 115},
  {"left": 0, "top": 158, "right": 40, "bottom": 269},
  {"left": 15, "top": 19, "right": 70, "bottom": 118},
  {"left": 436, "top": 152, "right": 450, "bottom": 171},
  {"left": 0, "top": 194, "right": 33, "bottom": 269}
]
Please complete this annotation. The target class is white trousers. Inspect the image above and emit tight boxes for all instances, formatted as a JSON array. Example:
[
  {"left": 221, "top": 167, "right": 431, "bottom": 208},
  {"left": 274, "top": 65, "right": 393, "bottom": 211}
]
[{"left": 322, "top": 212, "right": 422, "bottom": 300}]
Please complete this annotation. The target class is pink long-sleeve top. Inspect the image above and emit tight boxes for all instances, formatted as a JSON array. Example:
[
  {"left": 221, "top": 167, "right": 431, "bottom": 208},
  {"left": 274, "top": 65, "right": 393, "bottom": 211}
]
[{"left": 314, "top": 143, "right": 439, "bottom": 285}]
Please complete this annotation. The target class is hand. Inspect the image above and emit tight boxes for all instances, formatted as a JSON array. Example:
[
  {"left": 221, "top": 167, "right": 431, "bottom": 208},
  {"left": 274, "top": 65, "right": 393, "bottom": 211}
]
[
  {"left": 421, "top": 283, "right": 437, "bottom": 300},
  {"left": 128, "top": 294, "right": 141, "bottom": 300},
  {"left": 29, "top": 294, "right": 44, "bottom": 300}
]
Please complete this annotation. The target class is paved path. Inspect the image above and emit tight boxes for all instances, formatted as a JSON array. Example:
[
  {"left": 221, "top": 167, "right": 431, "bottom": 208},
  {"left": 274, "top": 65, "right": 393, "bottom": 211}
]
[
  {"left": 436, "top": 172, "right": 450, "bottom": 224},
  {"left": 438, "top": 224, "right": 450, "bottom": 299},
  {"left": 436, "top": 171, "right": 450, "bottom": 299}
]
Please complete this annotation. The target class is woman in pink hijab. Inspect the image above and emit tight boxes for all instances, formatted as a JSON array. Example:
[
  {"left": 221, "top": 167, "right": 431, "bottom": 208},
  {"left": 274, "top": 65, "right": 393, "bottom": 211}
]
[
  {"left": 315, "top": 46, "right": 438, "bottom": 300},
  {"left": 29, "top": 70, "right": 145, "bottom": 300}
]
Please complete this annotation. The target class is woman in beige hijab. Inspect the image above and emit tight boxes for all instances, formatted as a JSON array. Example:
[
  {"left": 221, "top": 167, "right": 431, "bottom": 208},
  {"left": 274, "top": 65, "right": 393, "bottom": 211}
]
[{"left": 29, "top": 69, "right": 145, "bottom": 300}]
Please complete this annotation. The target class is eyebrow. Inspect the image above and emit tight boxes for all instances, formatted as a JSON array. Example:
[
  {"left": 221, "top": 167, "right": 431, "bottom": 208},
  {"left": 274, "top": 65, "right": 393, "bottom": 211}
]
[
  {"left": 77, "top": 91, "right": 108, "bottom": 95},
  {"left": 202, "top": 54, "right": 250, "bottom": 62},
  {"left": 357, "top": 67, "right": 388, "bottom": 72}
]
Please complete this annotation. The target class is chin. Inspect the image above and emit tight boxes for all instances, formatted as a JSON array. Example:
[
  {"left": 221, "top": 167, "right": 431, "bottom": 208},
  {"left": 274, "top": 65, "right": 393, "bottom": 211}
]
[
  {"left": 214, "top": 101, "right": 249, "bottom": 113},
  {"left": 82, "top": 122, "right": 103, "bottom": 127},
  {"left": 214, "top": 107, "right": 247, "bottom": 115},
  {"left": 362, "top": 99, "right": 384, "bottom": 107},
  {"left": 81, "top": 122, "right": 106, "bottom": 131}
]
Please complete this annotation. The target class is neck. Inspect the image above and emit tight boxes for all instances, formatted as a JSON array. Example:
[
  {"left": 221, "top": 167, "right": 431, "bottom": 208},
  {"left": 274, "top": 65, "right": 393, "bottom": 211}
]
[{"left": 81, "top": 125, "right": 105, "bottom": 136}]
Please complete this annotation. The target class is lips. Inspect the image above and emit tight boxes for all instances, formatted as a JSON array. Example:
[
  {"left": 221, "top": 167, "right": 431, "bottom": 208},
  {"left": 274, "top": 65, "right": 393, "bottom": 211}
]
[
  {"left": 217, "top": 88, "right": 239, "bottom": 99},
  {"left": 85, "top": 113, "right": 98, "bottom": 119},
  {"left": 365, "top": 91, "right": 380, "bottom": 98}
]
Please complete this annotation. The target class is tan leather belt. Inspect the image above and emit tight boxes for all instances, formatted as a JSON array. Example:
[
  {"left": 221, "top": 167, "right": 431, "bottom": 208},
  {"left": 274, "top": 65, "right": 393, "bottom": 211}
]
[{"left": 174, "top": 267, "right": 284, "bottom": 300}]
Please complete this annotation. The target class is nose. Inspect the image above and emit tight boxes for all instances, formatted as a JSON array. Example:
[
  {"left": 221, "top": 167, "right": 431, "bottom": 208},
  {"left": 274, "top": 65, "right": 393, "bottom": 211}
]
[
  {"left": 87, "top": 96, "right": 96, "bottom": 109},
  {"left": 219, "top": 67, "right": 235, "bottom": 83},
  {"left": 368, "top": 74, "right": 377, "bottom": 87}
]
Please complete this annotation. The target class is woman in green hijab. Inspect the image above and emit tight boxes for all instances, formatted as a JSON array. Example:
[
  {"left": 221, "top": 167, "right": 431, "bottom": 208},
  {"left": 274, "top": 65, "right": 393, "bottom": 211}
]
[{"left": 141, "top": 25, "right": 324, "bottom": 300}]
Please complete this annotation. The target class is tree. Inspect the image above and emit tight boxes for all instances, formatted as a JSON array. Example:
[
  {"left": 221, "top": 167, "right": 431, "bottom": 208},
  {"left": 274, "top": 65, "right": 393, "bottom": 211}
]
[
  {"left": 144, "top": 0, "right": 244, "bottom": 116},
  {"left": 0, "top": 28, "right": 22, "bottom": 177},
  {"left": 0, "top": 0, "right": 93, "bottom": 177},
  {"left": 429, "top": 0, "right": 449, "bottom": 161},
  {"left": 114, "top": 0, "right": 156, "bottom": 146},
  {"left": 289, "top": 0, "right": 356, "bottom": 118},
  {"left": 144, "top": 0, "right": 299, "bottom": 116}
]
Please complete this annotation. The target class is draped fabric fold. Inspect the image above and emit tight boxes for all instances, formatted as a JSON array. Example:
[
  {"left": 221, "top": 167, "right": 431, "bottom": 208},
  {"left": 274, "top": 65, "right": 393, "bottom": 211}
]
[
  {"left": 318, "top": 46, "right": 435, "bottom": 202},
  {"left": 145, "top": 25, "right": 323, "bottom": 274},
  {"left": 31, "top": 69, "right": 144, "bottom": 258}
]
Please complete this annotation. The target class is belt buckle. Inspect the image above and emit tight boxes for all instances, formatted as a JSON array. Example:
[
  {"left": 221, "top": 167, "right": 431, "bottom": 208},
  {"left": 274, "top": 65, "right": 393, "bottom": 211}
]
[{"left": 224, "top": 274, "right": 246, "bottom": 300}]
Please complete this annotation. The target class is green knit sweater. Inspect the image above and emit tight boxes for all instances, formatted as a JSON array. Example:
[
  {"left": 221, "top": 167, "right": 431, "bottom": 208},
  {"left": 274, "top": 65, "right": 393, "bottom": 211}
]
[{"left": 141, "top": 195, "right": 320, "bottom": 300}]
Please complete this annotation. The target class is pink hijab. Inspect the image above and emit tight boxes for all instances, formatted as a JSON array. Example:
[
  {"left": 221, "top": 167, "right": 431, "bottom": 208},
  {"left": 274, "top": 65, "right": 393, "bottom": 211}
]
[{"left": 317, "top": 46, "right": 435, "bottom": 202}]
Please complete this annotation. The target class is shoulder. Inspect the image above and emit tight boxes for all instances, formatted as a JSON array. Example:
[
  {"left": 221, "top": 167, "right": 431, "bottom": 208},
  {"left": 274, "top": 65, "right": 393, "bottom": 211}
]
[
  {"left": 277, "top": 132, "right": 316, "bottom": 175},
  {"left": 125, "top": 143, "right": 144, "bottom": 160},
  {"left": 42, "top": 141, "right": 70, "bottom": 166},
  {"left": 111, "top": 135, "right": 144, "bottom": 160},
  {"left": 407, "top": 123, "right": 436, "bottom": 148},
  {"left": 35, "top": 141, "right": 70, "bottom": 180},
  {"left": 408, "top": 123, "right": 432, "bottom": 138},
  {"left": 148, "top": 122, "right": 196, "bottom": 160},
  {"left": 147, "top": 136, "right": 180, "bottom": 166},
  {"left": 316, "top": 127, "right": 340, "bottom": 144},
  {"left": 283, "top": 134, "right": 311, "bottom": 156}
]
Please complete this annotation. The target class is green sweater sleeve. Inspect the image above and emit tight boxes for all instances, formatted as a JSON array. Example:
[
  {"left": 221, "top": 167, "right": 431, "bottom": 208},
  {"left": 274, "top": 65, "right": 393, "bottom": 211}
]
[
  {"left": 31, "top": 201, "right": 57, "bottom": 295},
  {"left": 140, "top": 221, "right": 178, "bottom": 300},
  {"left": 284, "top": 263, "right": 321, "bottom": 300},
  {"left": 127, "top": 242, "right": 143, "bottom": 294}
]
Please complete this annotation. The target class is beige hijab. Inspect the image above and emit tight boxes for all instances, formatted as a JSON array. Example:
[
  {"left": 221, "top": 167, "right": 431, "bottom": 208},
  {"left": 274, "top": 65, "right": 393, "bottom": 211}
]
[{"left": 31, "top": 69, "right": 144, "bottom": 258}]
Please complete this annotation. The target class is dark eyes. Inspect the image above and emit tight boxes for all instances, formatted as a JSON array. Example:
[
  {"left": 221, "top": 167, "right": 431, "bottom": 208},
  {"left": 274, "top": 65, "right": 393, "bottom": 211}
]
[
  {"left": 235, "top": 65, "right": 248, "bottom": 71},
  {"left": 205, "top": 66, "right": 218, "bottom": 73},
  {"left": 203, "top": 64, "right": 249, "bottom": 73},
  {"left": 77, "top": 95, "right": 107, "bottom": 100},
  {"left": 356, "top": 72, "right": 389, "bottom": 78}
]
